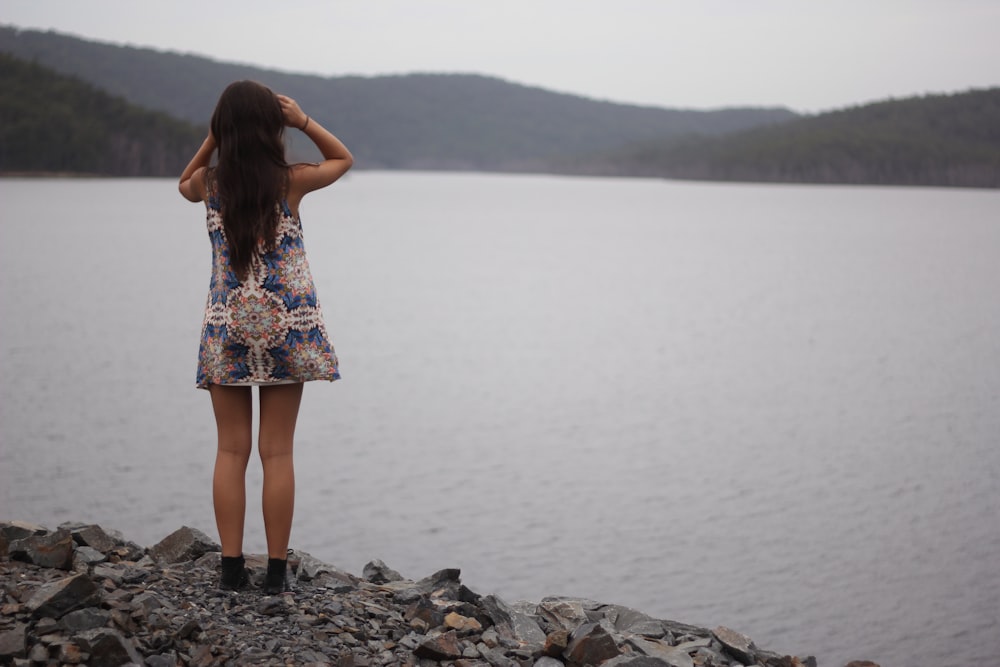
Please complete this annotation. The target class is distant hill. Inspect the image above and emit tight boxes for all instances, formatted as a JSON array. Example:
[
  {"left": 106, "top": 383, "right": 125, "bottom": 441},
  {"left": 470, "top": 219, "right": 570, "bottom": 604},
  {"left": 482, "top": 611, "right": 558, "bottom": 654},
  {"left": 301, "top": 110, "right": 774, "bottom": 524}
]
[
  {"left": 2, "top": 25, "right": 996, "bottom": 187},
  {"left": 0, "top": 53, "right": 203, "bottom": 176},
  {"left": 560, "top": 88, "right": 1000, "bottom": 188},
  {"left": 0, "top": 25, "right": 797, "bottom": 170}
]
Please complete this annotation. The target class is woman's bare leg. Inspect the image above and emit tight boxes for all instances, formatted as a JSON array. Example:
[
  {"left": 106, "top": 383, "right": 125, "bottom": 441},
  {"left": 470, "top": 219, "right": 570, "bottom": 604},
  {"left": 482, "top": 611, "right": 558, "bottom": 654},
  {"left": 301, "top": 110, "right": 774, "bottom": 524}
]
[
  {"left": 258, "top": 383, "right": 304, "bottom": 559},
  {"left": 209, "top": 385, "right": 253, "bottom": 557}
]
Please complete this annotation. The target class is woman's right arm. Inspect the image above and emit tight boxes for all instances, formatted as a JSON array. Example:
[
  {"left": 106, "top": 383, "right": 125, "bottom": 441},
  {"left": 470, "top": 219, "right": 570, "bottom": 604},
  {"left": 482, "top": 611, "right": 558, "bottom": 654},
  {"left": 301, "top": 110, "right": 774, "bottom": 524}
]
[
  {"left": 178, "top": 134, "right": 216, "bottom": 202},
  {"left": 278, "top": 95, "right": 354, "bottom": 198}
]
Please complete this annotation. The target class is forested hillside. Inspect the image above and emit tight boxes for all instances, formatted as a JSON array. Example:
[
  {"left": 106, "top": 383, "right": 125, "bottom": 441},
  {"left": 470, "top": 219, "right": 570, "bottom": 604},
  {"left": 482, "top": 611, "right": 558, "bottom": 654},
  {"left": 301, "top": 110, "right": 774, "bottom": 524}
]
[
  {"left": 1, "top": 25, "right": 996, "bottom": 186},
  {"left": 0, "top": 53, "right": 203, "bottom": 176},
  {"left": 0, "top": 25, "right": 796, "bottom": 169},
  {"left": 567, "top": 88, "right": 1000, "bottom": 188}
]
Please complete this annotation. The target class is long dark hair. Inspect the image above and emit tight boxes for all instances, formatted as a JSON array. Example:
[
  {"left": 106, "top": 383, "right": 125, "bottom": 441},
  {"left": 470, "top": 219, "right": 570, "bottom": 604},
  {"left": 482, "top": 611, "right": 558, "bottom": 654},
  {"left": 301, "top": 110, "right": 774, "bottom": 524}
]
[{"left": 210, "top": 80, "right": 289, "bottom": 280}]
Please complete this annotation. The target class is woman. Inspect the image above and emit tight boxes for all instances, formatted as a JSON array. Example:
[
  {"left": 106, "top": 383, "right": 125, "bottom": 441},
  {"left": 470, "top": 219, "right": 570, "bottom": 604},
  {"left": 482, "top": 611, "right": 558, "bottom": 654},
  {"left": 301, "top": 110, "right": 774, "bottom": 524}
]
[{"left": 179, "top": 80, "right": 353, "bottom": 593}]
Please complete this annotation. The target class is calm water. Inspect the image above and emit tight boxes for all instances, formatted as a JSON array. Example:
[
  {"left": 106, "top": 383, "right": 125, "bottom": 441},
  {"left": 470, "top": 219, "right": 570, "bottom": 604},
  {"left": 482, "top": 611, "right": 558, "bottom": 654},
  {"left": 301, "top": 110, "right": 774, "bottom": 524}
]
[{"left": 1, "top": 173, "right": 998, "bottom": 667}]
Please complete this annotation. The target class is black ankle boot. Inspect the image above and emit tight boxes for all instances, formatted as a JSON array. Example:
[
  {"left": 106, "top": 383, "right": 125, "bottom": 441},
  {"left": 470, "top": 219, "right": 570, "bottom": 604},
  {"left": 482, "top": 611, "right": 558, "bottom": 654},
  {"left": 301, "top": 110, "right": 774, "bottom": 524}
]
[
  {"left": 220, "top": 555, "right": 249, "bottom": 591},
  {"left": 265, "top": 558, "right": 288, "bottom": 594}
]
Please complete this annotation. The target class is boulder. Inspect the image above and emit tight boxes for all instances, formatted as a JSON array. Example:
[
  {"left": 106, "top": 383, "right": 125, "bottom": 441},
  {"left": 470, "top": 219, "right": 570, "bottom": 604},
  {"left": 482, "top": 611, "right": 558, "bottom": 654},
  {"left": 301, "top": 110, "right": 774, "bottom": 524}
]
[
  {"left": 480, "top": 595, "right": 547, "bottom": 648},
  {"left": 60, "top": 608, "right": 112, "bottom": 632},
  {"left": 626, "top": 636, "right": 694, "bottom": 667},
  {"left": 603, "top": 657, "right": 677, "bottom": 667},
  {"left": 73, "top": 546, "right": 108, "bottom": 565},
  {"left": 713, "top": 625, "right": 756, "bottom": 665},
  {"left": 564, "top": 621, "right": 622, "bottom": 665},
  {"left": 9, "top": 528, "right": 75, "bottom": 570},
  {"left": 75, "top": 628, "right": 143, "bottom": 665},
  {"left": 25, "top": 573, "right": 101, "bottom": 619},
  {"left": 0, "top": 521, "right": 48, "bottom": 557},
  {"left": 0, "top": 623, "right": 27, "bottom": 660},
  {"left": 363, "top": 558, "right": 404, "bottom": 583},
  {"left": 538, "top": 597, "right": 590, "bottom": 632},
  {"left": 290, "top": 549, "right": 356, "bottom": 585},
  {"left": 414, "top": 630, "right": 463, "bottom": 660},
  {"left": 148, "top": 526, "right": 218, "bottom": 564},
  {"left": 69, "top": 524, "right": 119, "bottom": 554}
]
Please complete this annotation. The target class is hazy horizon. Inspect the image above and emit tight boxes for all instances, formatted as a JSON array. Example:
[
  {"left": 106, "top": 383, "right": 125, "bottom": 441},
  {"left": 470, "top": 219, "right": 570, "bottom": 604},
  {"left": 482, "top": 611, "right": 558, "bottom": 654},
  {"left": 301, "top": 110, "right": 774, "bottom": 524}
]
[{"left": 3, "top": 0, "right": 999, "bottom": 114}]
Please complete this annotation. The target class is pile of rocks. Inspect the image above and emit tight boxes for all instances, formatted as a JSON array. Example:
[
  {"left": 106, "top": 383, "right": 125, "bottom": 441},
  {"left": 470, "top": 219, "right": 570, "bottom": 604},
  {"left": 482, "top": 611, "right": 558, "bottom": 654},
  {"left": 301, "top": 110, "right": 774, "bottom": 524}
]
[{"left": 0, "top": 521, "right": 861, "bottom": 667}]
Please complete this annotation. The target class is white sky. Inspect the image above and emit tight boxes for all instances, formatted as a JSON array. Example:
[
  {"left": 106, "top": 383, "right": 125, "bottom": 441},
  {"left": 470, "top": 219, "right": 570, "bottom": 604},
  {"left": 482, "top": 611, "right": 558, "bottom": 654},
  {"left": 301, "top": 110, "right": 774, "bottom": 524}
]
[{"left": 4, "top": 0, "right": 999, "bottom": 112}]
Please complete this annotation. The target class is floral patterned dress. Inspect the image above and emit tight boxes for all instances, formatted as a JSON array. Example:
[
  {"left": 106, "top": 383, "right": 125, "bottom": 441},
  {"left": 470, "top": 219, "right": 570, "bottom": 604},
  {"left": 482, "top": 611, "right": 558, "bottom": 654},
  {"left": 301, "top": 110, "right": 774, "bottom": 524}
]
[{"left": 196, "top": 186, "right": 340, "bottom": 389}]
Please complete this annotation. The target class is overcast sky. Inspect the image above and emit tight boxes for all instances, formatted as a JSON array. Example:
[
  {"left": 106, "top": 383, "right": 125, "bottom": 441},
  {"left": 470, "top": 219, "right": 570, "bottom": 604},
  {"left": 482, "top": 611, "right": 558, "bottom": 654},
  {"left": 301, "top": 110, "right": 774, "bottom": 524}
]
[{"left": 4, "top": 0, "right": 999, "bottom": 112}]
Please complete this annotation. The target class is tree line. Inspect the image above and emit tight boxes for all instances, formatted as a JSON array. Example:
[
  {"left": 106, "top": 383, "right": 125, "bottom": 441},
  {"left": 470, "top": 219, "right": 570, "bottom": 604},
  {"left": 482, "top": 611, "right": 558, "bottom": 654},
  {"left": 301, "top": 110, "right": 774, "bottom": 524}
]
[{"left": 0, "top": 52, "right": 204, "bottom": 176}]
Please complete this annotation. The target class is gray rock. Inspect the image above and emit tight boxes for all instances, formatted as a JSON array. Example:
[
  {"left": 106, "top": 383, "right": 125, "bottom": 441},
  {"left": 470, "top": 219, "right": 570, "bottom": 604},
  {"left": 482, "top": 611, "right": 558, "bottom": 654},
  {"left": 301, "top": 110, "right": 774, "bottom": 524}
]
[
  {"left": 564, "top": 621, "right": 621, "bottom": 665},
  {"left": 0, "top": 623, "right": 27, "bottom": 659},
  {"left": 480, "top": 595, "right": 546, "bottom": 648},
  {"left": 92, "top": 564, "right": 124, "bottom": 585},
  {"left": 363, "top": 559, "right": 404, "bottom": 583},
  {"left": 626, "top": 636, "right": 694, "bottom": 667},
  {"left": 25, "top": 573, "right": 101, "bottom": 619},
  {"left": 414, "top": 630, "right": 463, "bottom": 660},
  {"left": 291, "top": 549, "right": 356, "bottom": 584},
  {"left": 74, "top": 628, "right": 144, "bottom": 666},
  {"left": 148, "top": 526, "right": 219, "bottom": 564},
  {"left": 69, "top": 524, "right": 119, "bottom": 554},
  {"left": 603, "top": 657, "right": 675, "bottom": 667},
  {"left": 34, "top": 617, "right": 60, "bottom": 635},
  {"left": 60, "top": 608, "right": 111, "bottom": 632},
  {"left": 0, "top": 521, "right": 48, "bottom": 558},
  {"left": 9, "top": 528, "right": 74, "bottom": 570},
  {"left": 145, "top": 652, "right": 180, "bottom": 667},
  {"left": 538, "top": 597, "right": 589, "bottom": 632},
  {"left": 713, "top": 626, "right": 756, "bottom": 665},
  {"left": 73, "top": 545, "right": 107, "bottom": 565},
  {"left": 479, "top": 645, "right": 518, "bottom": 667},
  {"left": 534, "top": 658, "right": 564, "bottom": 667}
]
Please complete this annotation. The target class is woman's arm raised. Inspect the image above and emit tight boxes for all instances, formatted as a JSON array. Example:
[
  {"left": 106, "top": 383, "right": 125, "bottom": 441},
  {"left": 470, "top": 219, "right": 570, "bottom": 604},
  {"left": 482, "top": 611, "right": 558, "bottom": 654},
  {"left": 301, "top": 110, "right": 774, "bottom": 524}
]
[
  {"left": 278, "top": 94, "right": 354, "bottom": 201},
  {"left": 178, "top": 134, "right": 216, "bottom": 202}
]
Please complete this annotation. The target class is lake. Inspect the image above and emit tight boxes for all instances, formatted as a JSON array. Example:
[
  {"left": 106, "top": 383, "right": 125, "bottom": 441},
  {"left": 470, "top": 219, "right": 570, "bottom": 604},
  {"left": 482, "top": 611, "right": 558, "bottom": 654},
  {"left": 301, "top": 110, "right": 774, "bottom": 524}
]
[{"left": 1, "top": 172, "right": 998, "bottom": 667}]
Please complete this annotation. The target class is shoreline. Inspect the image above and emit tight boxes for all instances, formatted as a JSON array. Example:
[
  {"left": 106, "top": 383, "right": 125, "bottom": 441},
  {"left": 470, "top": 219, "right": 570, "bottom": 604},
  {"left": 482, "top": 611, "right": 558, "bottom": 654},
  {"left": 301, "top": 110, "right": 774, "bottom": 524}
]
[{"left": 0, "top": 521, "right": 873, "bottom": 667}]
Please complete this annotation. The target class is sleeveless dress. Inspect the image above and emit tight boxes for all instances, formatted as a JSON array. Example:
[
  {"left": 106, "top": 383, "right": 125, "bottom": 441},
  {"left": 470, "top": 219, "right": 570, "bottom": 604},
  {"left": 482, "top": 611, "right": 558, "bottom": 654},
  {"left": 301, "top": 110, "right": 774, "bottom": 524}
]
[{"left": 196, "top": 182, "right": 340, "bottom": 389}]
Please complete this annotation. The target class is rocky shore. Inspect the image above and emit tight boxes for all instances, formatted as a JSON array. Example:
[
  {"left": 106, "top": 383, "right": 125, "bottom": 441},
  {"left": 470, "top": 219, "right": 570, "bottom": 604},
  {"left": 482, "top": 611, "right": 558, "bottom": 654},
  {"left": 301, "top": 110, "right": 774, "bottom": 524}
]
[{"left": 0, "top": 521, "right": 875, "bottom": 667}]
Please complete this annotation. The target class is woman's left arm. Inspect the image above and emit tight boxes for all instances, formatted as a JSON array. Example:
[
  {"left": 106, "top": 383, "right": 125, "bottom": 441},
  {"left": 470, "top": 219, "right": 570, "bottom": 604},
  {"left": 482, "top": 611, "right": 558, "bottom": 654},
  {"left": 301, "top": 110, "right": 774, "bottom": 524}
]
[{"left": 179, "top": 134, "right": 216, "bottom": 202}]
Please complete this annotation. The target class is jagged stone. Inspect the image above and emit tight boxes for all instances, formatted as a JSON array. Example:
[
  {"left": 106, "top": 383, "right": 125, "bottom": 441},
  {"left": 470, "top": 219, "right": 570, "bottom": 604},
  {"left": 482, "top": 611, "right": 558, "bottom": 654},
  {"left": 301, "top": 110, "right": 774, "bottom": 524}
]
[
  {"left": 363, "top": 559, "right": 404, "bottom": 583},
  {"left": 148, "top": 526, "right": 218, "bottom": 564},
  {"left": 604, "top": 657, "right": 677, "bottom": 667},
  {"left": 564, "top": 621, "right": 621, "bottom": 665},
  {"left": 416, "top": 568, "right": 463, "bottom": 597},
  {"left": 534, "top": 658, "right": 564, "bottom": 667},
  {"left": 445, "top": 611, "right": 482, "bottom": 632},
  {"left": 0, "top": 623, "right": 27, "bottom": 659},
  {"left": 414, "top": 630, "right": 463, "bottom": 660},
  {"left": 480, "top": 595, "right": 546, "bottom": 648},
  {"left": 478, "top": 645, "right": 518, "bottom": 667},
  {"left": 292, "top": 549, "right": 357, "bottom": 586},
  {"left": 542, "top": 629, "right": 569, "bottom": 657},
  {"left": 69, "top": 524, "right": 119, "bottom": 554},
  {"left": 538, "top": 597, "right": 589, "bottom": 632},
  {"left": 9, "top": 528, "right": 74, "bottom": 570},
  {"left": 713, "top": 625, "right": 756, "bottom": 665},
  {"left": 25, "top": 573, "right": 101, "bottom": 619},
  {"left": 405, "top": 597, "right": 444, "bottom": 628},
  {"left": 75, "top": 628, "right": 144, "bottom": 665},
  {"left": 626, "top": 636, "right": 694, "bottom": 667},
  {"left": 60, "top": 608, "right": 111, "bottom": 632},
  {"left": 73, "top": 546, "right": 107, "bottom": 566},
  {"left": 0, "top": 521, "right": 48, "bottom": 558}
]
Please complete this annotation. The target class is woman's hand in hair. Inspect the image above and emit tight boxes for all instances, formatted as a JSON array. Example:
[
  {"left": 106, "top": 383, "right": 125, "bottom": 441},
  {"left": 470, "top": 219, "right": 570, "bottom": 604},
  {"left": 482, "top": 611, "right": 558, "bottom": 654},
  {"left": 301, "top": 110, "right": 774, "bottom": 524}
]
[{"left": 277, "top": 95, "right": 308, "bottom": 130}]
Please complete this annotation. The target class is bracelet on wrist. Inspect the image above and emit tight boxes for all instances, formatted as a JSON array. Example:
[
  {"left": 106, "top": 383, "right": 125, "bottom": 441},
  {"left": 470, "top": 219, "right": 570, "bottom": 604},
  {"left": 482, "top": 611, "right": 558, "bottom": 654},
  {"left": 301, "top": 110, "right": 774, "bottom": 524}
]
[{"left": 300, "top": 116, "right": 310, "bottom": 132}]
